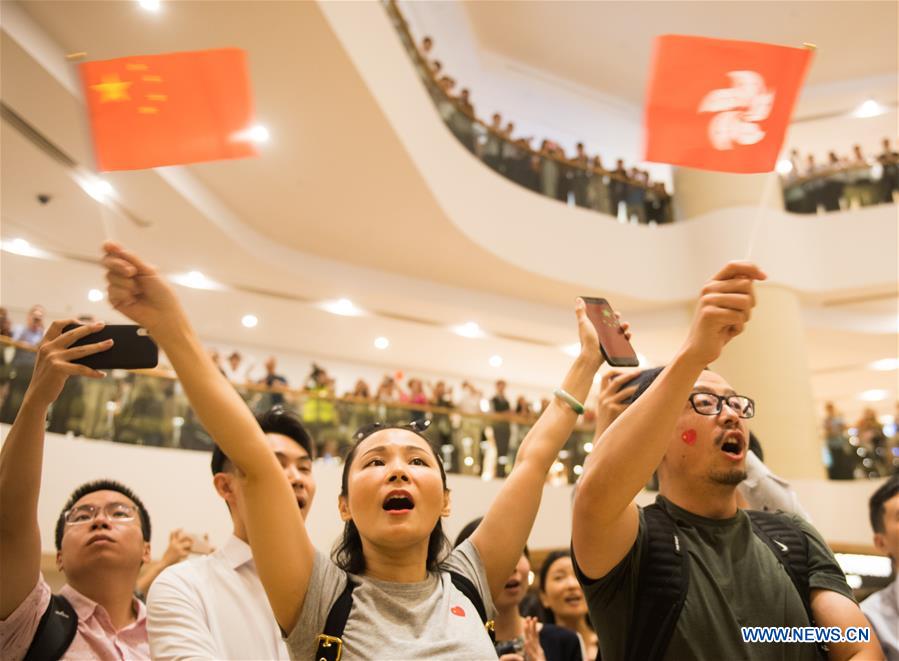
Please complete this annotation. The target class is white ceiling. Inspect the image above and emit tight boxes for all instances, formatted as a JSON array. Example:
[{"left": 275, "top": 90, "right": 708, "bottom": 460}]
[
  {"left": 1, "top": 0, "right": 896, "bottom": 421},
  {"left": 463, "top": 1, "right": 898, "bottom": 108}
]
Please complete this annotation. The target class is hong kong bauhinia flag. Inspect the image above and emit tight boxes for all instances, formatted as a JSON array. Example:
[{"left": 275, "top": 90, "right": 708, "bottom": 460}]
[
  {"left": 80, "top": 48, "right": 257, "bottom": 171},
  {"left": 643, "top": 35, "right": 813, "bottom": 173}
]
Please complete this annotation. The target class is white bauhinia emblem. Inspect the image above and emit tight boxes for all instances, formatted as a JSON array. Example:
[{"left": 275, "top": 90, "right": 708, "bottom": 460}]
[{"left": 698, "top": 71, "right": 775, "bottom": 150}]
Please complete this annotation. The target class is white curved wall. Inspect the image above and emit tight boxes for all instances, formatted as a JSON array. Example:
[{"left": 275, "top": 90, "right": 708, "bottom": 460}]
[{"left": 319, "top": 2, "right": 897, "bottom": 303}]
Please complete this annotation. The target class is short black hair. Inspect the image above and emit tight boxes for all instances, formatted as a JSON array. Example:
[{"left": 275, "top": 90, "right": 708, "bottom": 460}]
[
  {"left": 55, "top": 480, "right": 151, "bottom": 551},
  {"left": 870, "top": 476, "right": 899, "bottom": 534},
  {"left": 619, "top": 367, "right": 664, "bottom": 405},
  {"left": 211, "top": 407, "right": 316, "bottom": 475}
]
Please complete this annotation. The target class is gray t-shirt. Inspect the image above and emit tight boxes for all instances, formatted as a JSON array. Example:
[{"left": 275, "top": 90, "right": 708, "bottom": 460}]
[{"left": 286, "top": 539, "right": 497, "bottom": 660}]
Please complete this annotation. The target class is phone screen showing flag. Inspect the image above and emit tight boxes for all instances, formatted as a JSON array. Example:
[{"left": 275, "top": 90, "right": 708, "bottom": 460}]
[{"left": 583, "top": 298, "right": 638, "bottom": 364}]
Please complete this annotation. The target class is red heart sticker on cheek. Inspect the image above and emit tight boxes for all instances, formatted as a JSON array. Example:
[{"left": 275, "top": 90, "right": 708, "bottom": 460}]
[
  {"left": 681, "top": 429, "right": 697, "bottom": 446},
  {"left": 450, "top": 606, "right": 466, "bottom": 617}
]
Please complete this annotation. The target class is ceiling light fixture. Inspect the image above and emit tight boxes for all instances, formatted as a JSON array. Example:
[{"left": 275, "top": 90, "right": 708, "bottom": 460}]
[
  {"left": 775, "top": 159, "right": 793, "bottom": 175},
  {"left": 241, "top": 314, "right": 258, "bottom": 328},
  {"left": 869, "top": 358, "right": 899, "bottom": 371},
  {"left": 858, "top": 389, "right": 888, "bottom": 402},
  {"left": 452, "top": 321, "right": 485, "bottom": 339},
  {"left": 852, "top": 99, "right": 886, "bottom": 119},
  {"left": 138, "top": 0, "right": 161, "bottom": 11},
  {"left": 77, "top": 176, "right": 115, "bottom": 202},
  {"left": 374, "top": 336, "right": 390, "bottom": 350},
  {"left": 1, "top": 238, "right": 50, "bottom": 259},
  {"left": 489, "top": 355, "right": 503, "bottom": 368},
  {"left": 170, "top": 270, "right": 223, "bottom": 291},
  {"left": 88, "top": 289, "right": 104, "bottom": 302},
  {"left": 321, "top": 298, "right": 364, "bottom": 317}
]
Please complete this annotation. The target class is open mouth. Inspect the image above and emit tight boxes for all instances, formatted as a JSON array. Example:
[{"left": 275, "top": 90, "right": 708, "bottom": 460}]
[
  {"left": 296, "top": 497, "right": 307, "bottom": 511},
  {"left": 383, "top": 490, "right": 415, "bottom": 513},
  {"left": 720, "top": 432, "right": 745, "bottom": 460},
  {"left": 504, "top": 579, "right": 521, "bottom": 590},
  {"left": 563, "top": 594, "right": 583, "bottom": 606}
]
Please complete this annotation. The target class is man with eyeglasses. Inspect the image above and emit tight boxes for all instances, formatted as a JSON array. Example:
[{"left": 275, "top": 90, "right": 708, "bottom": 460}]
[
  {"left": 0, "top": 320, "right": 152, "bottom": 660},
  {"left": 146, "top": 405, "right": 316, "bottom": 660},
  {"left": 571, "top": 262, "right": 880, "bottom": 660}
]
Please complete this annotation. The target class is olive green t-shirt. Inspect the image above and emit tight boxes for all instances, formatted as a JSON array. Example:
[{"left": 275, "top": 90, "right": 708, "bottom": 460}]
[{"left": 573, "top": 496, "right": 855, "bottom": 661}]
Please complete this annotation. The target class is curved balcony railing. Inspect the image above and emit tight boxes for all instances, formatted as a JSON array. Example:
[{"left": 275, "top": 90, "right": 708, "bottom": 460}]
[
  {"left": 382, "top": 0, "right": 674, "bottom": 225},
  {"left": 781, "top": 162, "right": 898, "bottom": 214},
  {"left": 0, "top": 337, "right": 593, "bottom": 484}
]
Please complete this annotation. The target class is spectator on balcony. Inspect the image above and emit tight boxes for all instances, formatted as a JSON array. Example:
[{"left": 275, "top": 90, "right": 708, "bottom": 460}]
[
  {"left": 1, "top": 305, "right": 46, "bottom": 424},
  {"left": 482, "top": 112, "right": 504, "bottom": 172},
  {"left": 430, "top": 381, "right": 454, "bottom": 456},
  {"left": 571, "top": 143, "right": 591, "bottom": 208},
  {"left": 609, "top": 159, "right": 628, "bottom": 220},
  {"left": 800, "top": 153, "right": 824, "bottom": 213},
  {"left": 420, "top": 35, "right": 433, "bottom": 60},
  {"left": 491, "top": 380, "right": 512, "bottom": 476},
  {"left": 844, "top": 144, "right": 876, "bottom": 208},
  {"left": 375, "top": 375, "right": 401, "bottom": 402},
  {"left": 0, "top": 307, "right": 11, "bottom": 339},
  {"left": 349, "top": 379, "right": 371, "bottom": 399},
  {"left": 222, "top": 350, "right": 251, "bottom": 385},
  {"left": 586, "top": 155, "right": 612, "bottom": 216},
  {"left": 539, "top": 140, "right": 561, "bottom": 200},
  {"left": 877, "top": 137, "right": 899, "bottom": 203},
  {"left": 501, "top": 122, "right": 523, "bottom": 180},
  {"left": 455, "top": 89, "right": 477, "bottom": 153},
  {"left": 625, "top": 168, "right": 648, "bottom": 223},
  {"left": 258, "top": 356, "right": 288, "bottom": 408},
  {"left": 430, "top": 59, "right": 442, "bottom": 76},
  {"left": 820, "top": 151, "right": 845, "bottom": 212}
]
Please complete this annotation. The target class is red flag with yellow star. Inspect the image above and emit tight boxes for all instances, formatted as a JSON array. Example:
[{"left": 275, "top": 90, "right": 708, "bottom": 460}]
[{"left": 80, "top": 48, "right": 257, "bottom": 171}]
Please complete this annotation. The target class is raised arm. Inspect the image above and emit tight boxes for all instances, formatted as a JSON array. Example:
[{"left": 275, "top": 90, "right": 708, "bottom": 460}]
[
  {"left": 470, "top": 299, "right": 621, "bottom": 599},
  {"left": 572, "top": 262, "right": 766, "bottom": 579},
  {"left": 0, "top": 321, "right": 109, "bottom": 619},
  {"left": 102, "top": 242, "right": 313, "bottom": 633}
]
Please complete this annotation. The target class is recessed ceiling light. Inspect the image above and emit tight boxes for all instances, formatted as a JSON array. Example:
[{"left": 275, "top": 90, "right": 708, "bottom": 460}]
[
  {"left": 858, "top": 389, "right": 888, "bottom": 402},
  {"left": 248, "top": 125, "right": 270, "bottom": 142},
  {"left": 489, "top": 355, "right": 503, "bottom": 367},
  {"left": 869, "top": 358, "right": 899, "bottom": 371},
  {"left": 170, "top": 270, "right": 223, "bottom": 290},
  {"left": 88, "top": 289, "right": 104, "bottom": 302},
  {"left": 138, "top": 0, "right": 161, "bottom": 11},
  {"left": 775, "top": 159, "right": 793, "bottom": 175},
  {"left": 452, "top": 321, "right": 485, "bottom": 339},
  {"left": 1, "top": 238, "right": 49, "bottom": 258},
  {"left": 241, "top": 314, "right": 258, "bottom": 328},
  {"left": 374, "top": 336, "right": 390, "bottom": 350},
  {"left": 78, "top": 177, "right": 115, "bottom": 202},
  {"left": 321, "top": 298, "right": 364, "bottom": 317},
  {"left": 852, "top": 99, "right": 886, "bottom": 119},
  {"left": 562, "top": 343, "right": 581, "bottom": 357}
]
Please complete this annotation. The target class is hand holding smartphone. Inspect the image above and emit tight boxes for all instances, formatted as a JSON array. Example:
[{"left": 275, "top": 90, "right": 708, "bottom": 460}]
[
  {"left": 581, "top": 297, "right": 639, "bottom": 367},
  {"left": 62, "top": 324, "right": 158, "bottom": 370}
]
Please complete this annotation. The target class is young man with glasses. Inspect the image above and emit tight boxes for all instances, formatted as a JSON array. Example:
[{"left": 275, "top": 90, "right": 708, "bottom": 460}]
[
  {"left": 0, "top": 320, "right": 152, "bottom": 660},
  {"left": 572, "top": 262, "right": 881, "bottom": 660},
  {"left": 146, "top": 405, "right": 316, "bottom": 660}
]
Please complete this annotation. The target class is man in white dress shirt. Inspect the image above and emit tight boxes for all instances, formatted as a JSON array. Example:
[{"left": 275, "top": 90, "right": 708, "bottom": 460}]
[
  {"left": 862, "top": 476, "right": 899, "bottom": 660},
  {"left": 147, "top": 406, "right": 317, "bottom": 659}
]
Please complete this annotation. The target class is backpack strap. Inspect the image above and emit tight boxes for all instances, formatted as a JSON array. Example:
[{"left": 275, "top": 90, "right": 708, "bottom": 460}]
[
  {"left": 624, "top": 503, "right": 689, "bottom": 661},
  {"left": 449, "top": 571, "right": 495, "bottom": 643},
  {"left": 315, "top": 578, "right": 357, "bottom": 661},
  {"left": 747, "top": 510, "right": 827, "bottom": 660},
  {"left": 23, "top": 593, "right": 78, "bottom": 661}
]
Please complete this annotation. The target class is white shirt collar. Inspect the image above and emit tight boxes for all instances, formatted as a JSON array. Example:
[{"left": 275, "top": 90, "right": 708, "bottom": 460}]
[{"left": 219, "top": 534, "right": 254, "bottom": 571}]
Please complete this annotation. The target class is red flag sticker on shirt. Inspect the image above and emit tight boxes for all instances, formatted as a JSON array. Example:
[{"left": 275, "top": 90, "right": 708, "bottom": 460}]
[
  {"left": 450, "top": 605, "right": 466, "bottom": 617},
  {"left": 643, "top": 35, "right": 813, "bottom": 173}
]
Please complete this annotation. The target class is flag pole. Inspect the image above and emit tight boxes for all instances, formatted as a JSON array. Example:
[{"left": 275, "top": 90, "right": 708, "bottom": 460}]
[{"left": 744, "top": 41, "right": 816, "bottom": 260}]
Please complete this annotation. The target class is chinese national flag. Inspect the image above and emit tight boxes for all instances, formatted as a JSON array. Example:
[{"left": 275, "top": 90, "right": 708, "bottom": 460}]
[
  {"left": 643, "top": 35, "right": 813, "bottom": 173},
  {"left": 80, "top": 48, "right": 257, "bottom": 171}
]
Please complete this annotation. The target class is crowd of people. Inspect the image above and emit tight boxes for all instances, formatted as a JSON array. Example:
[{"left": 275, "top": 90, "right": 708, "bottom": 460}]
[
  {"left": 780, "top": 138, "right": 899, "bottom": 213},
  {"left": 0, "top": 242, "right": 894, "bottom": 660},
  {"left": 824, "top": 401, "right": 899, "bottom": 480},
  {"left": 393, "top": 10, "right": 674, "bottom": 225}
]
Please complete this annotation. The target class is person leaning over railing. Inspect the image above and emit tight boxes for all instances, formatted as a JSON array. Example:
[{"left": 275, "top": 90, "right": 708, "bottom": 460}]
[{"left": 100, "top": 239, "right": 629, "bottom": 659}]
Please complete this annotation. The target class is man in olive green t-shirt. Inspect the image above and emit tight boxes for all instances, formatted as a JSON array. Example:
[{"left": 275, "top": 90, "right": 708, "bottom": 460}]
[{"left": 572, "top": 262, "right": 881, "bottom": 660}]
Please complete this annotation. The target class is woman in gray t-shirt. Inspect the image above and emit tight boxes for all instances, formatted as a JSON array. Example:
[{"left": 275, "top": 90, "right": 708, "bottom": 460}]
[{"left": 101, "top": 244, "right": 623, "bottom": 660}]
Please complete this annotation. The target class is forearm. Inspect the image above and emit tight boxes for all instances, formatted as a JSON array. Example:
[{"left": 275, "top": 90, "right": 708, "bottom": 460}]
[
  {"left": 0, "top": 396, "right": 48, "bottom": 533},
  {"left": 580, "top": 350, "right": 705, "bottom": 523},
  {"left": 151, "top": 322, "right": 277, "bottom": 479},
  {"left": 136, "top": 559, "right": 168, "bottom": 597},
  {"left": 517, "top": 354, "right": 598, "bottom": 468}
]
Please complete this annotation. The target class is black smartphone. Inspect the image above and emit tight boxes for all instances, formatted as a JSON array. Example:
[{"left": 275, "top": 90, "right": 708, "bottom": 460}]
[
  {"left": 62, "top": 324, "right": 158, "bottom": 370},
  {"left": 581, "top": 297, "right": 639, "bottom": 367}
]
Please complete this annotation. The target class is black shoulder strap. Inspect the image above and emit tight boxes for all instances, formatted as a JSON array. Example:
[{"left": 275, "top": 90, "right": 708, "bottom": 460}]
[
  {"left": 747, "top": 510, "right": 827, "bottom": 659},
  {"left": 315, "top": 578, "right": 357, "bottom": 661},
  {"left": 624, "top": 503, "right": 689, "bottom": 661},
  {"left": 449, "top": 571, "right": 496, "bottom": 643},
  {"left": 23, "top": 594, "right": 78, "bottom": 661}
]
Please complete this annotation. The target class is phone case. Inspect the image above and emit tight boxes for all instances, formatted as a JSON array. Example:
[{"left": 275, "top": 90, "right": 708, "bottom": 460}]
[
  {"left": 600, "top": 344, "right": 640, "bottom": 368},
  {"left": 62, "top": 324, "right": 159, "bottom": 370}
]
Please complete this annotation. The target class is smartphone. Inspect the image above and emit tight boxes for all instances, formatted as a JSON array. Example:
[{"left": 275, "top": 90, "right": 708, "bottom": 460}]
[
  {"left": 581, "top": 297, "right": 639, "bottom": 367},
  {"left": 62, "top": 324, "right": 158, "bottom": 370}
]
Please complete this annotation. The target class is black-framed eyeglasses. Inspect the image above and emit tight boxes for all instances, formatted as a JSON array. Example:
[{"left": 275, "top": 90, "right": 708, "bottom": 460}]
[
  {"left": 64, "top": 503, "right": 138, "bottom": 526},
  {"left": 353, "top": 418, "right": 431, "bottom": 442},
  {"left": 688, "top": 392, "right": 755, "bottom": 419}
]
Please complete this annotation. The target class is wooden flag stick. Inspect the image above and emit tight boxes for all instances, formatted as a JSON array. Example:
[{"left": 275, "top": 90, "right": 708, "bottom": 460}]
[{"left": 744, "top": 171, "right": 778, "bottom": 260}]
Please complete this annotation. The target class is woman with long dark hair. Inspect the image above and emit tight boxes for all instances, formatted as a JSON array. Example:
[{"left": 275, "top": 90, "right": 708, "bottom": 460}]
[
  {"left": 102, "top": 241, "right": 626, "bottom": 659},
  {"left": 539, "top": 551, "right": 599, "bottom": 660}
]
